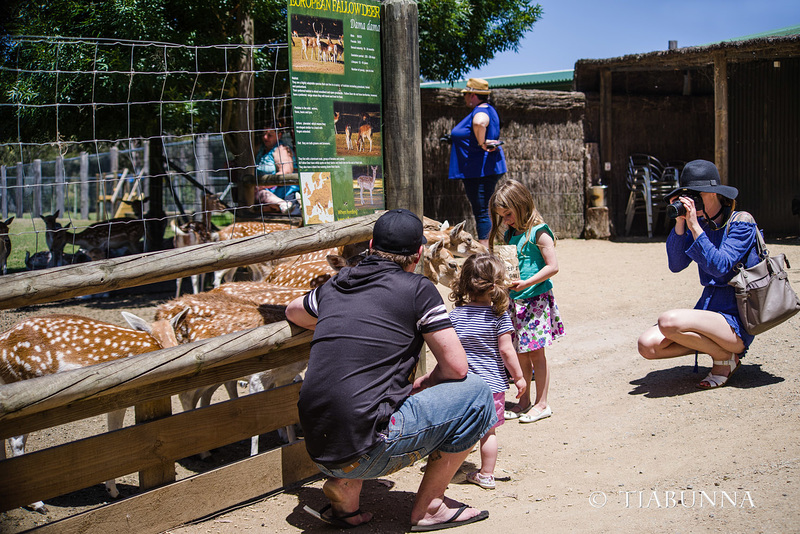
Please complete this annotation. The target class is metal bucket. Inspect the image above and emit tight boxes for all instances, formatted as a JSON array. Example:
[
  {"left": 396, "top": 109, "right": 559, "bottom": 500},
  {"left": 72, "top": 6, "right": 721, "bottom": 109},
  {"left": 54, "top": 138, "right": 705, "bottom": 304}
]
[{"left": 589, "top": 185, "right": 608, "bottom": 208}]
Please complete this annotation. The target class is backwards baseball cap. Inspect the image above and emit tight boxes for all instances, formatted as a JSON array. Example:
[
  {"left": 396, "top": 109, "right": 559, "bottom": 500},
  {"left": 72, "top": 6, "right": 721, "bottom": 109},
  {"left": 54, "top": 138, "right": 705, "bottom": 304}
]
[{"left": 372, "top": 209, "right": 427, "bottom": 255}]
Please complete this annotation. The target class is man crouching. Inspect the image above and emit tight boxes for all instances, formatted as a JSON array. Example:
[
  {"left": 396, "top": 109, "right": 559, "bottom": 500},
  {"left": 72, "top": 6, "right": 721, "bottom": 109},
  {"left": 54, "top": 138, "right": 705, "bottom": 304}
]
[{"left": 286, "top": 208, "right": 496, "bottom": 531}]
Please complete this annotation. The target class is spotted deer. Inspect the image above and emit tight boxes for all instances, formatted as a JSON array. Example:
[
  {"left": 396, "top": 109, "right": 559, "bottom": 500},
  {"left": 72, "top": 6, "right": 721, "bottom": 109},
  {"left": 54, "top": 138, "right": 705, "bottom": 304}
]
[
  {"left": 356, "top": 165, "right": 378, "bottom": 206},
  {"left": 423, "top": 218, "right": 488, "bottom": 257},
  {"left": 66, "top": 217, "right": 145, "bottom": 258},
  {"left": 422, "top": 239, "right": 460, "bottom": 287},
  {"left": 345, "top": 123, "right": 353, "bottom": 150},
  {"left": 0, "top": 216, "right": 13, "bottom": 275},
  {"left": 313, "top": 22, "right": 330, "bottom": 62},
  {"left": 332, "top": 35, "right": 345, "bottom": 63},
  {"left": 40, "top": 211, "right": 73, "bottom": 268},
  {"left": 0, "top": 310, "right": 188, "bottom": 513},
  {"left": 209, "top": 281, "right": 308, "bottom": 307},
  {"left": 172, "top": 220, "right": 219, "bottom": 297},
  {"left": 357, "top": 115, "right": 373, "bottom": 152},
  {"left": 212, "top": 221, "right": 297, "bottom": 287},
  {"left": 155, "top": 292, "right": 304, "bottom": 455}
]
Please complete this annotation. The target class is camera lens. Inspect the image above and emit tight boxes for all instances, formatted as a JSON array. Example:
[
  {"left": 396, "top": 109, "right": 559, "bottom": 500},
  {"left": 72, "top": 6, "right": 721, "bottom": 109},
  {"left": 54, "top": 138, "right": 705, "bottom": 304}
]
[{"left": 667, "top": 200, "right": 686, "bottom": 219}]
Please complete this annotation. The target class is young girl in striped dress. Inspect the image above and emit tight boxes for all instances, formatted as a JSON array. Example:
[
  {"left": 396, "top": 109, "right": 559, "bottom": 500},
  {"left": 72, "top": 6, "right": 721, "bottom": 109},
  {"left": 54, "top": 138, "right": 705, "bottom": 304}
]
[{"left": 449, "top": 253, "right": 526, "bottom": 489}]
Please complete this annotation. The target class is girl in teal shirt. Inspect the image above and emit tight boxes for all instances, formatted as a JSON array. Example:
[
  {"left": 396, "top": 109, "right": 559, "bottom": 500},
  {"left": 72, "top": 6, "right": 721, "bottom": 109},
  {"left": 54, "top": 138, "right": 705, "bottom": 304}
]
[{"left": 489, "top": 179, "right": 564, "bottom": 424}]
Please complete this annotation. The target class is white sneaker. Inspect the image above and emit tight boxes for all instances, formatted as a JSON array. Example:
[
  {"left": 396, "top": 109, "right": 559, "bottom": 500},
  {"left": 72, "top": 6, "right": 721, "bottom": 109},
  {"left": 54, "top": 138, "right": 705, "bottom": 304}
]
[{"left": 466, "top": 470, "right": 496, "bottom": 489}]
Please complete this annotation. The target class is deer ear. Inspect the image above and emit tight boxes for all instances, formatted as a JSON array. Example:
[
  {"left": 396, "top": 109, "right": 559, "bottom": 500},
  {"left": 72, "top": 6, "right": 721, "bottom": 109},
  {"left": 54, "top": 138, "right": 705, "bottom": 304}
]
[
  {"left": 122, "top": 311, "right": 151, "bottom": 333},
  {"left": 326, "top": 254, "right": 347, "bottom": 271},
  {"left": 169, "top": 308, "right": 190, "bottom": 329},
  {"left": 440, "top": 220, "right": 450, "bottom": 232}
]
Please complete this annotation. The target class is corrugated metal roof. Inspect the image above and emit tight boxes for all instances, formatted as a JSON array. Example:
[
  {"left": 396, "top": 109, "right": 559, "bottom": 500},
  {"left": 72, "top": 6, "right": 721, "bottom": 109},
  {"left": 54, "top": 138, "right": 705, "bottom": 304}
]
[
  {"left": 708, "top": 23, "right": 800, "bottom": 45},
  {"left": 420, "top": 69, "right": 574, "bottom": 90}
]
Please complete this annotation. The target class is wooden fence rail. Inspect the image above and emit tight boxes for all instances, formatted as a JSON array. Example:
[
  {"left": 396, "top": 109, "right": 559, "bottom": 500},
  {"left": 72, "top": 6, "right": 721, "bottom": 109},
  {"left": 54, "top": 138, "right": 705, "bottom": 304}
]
[{"left": 0, "top": 212, "right": 380, "bottom": 309}]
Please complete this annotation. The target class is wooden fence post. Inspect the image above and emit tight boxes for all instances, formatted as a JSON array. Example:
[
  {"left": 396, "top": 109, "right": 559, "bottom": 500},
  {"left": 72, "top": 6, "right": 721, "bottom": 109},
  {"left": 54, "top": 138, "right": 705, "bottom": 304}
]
[
  {"left": 197, "top": 134, "right": 211, "bottom": 208},
  {"left": 1, "top": 166, "right": 6, "bottom": 219},
  {"left": 55, "top": 155, "right": 65, "bottom": 216},
  {"left": 33, "top": 159, "right": 42, "bottom": 218},
  {"left": 135, "top": 398, "right": 176, "bottom": 490},
  {"left": 15, "top": 162, "right": 23, "bottom": 219},
  {"left": 80, "top": 152, "right": 89, "bottom": 219},
  {"left": 381, "top": 0, "right": 422, "bottom": 216}
]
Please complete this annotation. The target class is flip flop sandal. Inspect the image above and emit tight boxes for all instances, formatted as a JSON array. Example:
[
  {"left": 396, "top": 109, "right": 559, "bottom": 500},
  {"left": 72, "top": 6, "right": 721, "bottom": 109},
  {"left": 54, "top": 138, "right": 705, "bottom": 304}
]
[
  {"left": 696, "top": 357, "right": 741, "bottom": 389},
  {"left": 410, "top": 505, "right": 489, "bottom": 531},
  {"left": 303, "top": 503, "right": 366, "bottom": 529}
]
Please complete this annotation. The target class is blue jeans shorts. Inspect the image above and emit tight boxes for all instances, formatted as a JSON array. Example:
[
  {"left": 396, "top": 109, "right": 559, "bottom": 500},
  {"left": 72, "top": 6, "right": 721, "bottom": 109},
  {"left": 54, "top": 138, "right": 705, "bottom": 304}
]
[{"left": 315, "top": 374, "right": 496, "bottom": 479}]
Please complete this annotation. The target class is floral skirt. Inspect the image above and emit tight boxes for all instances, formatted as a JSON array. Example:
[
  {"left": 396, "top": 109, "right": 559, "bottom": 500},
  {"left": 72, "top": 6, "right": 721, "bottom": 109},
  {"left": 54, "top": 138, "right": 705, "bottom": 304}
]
[{"left": 510, "top": 290, "right": 565, "bottom": 353}]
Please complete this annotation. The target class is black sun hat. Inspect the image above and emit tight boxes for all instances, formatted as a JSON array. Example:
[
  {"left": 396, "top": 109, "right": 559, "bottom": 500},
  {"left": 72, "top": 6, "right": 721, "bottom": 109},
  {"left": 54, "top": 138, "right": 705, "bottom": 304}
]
[
  {"left": 664, "top": 159, "right": 738, "bottom": 201},
  {"left": 372, "top": 209, "right": 427, "bottom": 255}
]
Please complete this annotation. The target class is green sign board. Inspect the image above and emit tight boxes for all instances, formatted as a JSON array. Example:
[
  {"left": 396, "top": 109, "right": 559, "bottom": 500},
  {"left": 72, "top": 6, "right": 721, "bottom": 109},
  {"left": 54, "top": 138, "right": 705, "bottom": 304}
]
[{"left": 287, "top": 0, "right": 384, "bottom": 225}]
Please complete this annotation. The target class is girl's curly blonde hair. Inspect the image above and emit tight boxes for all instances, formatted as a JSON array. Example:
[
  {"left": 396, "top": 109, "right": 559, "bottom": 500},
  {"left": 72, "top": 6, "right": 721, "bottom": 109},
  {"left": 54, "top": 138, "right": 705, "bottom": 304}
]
[{"left": 450, "top": 253, "right": 510, "bottom": 317}]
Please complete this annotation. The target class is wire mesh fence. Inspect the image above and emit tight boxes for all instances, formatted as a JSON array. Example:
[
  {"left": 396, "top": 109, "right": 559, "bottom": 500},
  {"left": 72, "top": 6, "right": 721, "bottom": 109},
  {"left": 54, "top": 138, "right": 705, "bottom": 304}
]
[{"left": 0, "top": 35, "right": 297, "bottom": 271}]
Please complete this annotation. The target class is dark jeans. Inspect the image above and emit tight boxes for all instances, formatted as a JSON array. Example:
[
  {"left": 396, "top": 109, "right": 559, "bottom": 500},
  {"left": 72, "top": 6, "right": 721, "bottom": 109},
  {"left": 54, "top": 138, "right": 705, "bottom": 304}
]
[{"left": 462, "top": 174, "right": 502, "bottom": 240}]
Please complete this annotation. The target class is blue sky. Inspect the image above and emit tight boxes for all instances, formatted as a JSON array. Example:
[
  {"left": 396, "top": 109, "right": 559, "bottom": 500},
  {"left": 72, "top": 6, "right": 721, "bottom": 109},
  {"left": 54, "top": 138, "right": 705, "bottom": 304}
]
[{"left": 462, "top": 0, "right": 800, "bottom": 80}]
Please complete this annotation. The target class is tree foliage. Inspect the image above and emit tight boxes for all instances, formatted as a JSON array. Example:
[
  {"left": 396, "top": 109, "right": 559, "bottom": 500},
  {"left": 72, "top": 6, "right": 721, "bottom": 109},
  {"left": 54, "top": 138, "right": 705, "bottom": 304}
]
[
  {"left": 418, "top": 0, "right": 541, "bottom": 82},
  {"left": 1, "top": 0, "right": 541, "bottom": 149}
]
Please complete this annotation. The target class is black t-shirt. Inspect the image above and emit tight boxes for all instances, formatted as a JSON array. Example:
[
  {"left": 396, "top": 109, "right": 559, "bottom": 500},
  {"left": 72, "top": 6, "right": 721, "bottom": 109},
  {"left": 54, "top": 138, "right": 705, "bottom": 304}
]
[{"left": 298, "top": 255, "right": 452, "bottom": 466}]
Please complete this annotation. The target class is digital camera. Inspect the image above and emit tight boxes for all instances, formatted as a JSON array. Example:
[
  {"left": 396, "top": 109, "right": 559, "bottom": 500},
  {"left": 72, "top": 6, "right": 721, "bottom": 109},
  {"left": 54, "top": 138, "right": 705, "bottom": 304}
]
[{"left": 667, "top": 191, "right": 704, "bottom": 219}]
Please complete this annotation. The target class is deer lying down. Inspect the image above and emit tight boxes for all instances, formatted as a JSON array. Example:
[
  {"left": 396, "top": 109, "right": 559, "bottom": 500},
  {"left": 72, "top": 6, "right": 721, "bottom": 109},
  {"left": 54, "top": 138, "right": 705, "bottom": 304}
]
[
  {"left": 212, "top": 221, "right": 297, "bottom": 288},
  {"left": 0, "top": 310, "right": 188, "bottom": 513}
]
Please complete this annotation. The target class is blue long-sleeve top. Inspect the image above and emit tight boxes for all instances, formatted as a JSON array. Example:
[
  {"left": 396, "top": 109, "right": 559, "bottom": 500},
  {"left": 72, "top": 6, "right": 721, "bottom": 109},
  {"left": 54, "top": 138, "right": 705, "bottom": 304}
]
[{"left": 665, "top": 215, "right": 760, "bottom": 348}]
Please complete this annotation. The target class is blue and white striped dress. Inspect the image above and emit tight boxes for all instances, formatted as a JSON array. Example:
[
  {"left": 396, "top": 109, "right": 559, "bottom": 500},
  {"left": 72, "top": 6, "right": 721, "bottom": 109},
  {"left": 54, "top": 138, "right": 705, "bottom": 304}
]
[{"left": 449, "top": 304, "right": 514, "bottom": 393}]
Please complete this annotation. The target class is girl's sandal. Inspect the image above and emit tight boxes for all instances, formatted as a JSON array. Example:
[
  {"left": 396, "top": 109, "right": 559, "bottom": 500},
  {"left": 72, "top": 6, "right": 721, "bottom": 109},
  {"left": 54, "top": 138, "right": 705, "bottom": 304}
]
[{"left": 696, "top": 356, "right": 741, "bottom": 389}]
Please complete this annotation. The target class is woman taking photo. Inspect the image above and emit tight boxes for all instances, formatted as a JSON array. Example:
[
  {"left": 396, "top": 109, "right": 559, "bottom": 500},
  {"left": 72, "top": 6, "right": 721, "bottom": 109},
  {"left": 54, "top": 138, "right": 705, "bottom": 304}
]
[
  {"left": 637, "top": 159, "right": 760, "bottom": 389},
  {"left": 448, "top": 78, "right": 507, "bottom": 248}
]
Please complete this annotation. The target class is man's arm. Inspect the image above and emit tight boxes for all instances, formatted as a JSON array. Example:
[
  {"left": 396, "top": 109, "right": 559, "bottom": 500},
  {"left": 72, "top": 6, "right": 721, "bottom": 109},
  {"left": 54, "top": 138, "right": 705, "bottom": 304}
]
[
  {"left": 285, "top": 295, "right": 317, "bottom": 330},
  {"left": 412, "top": 327, "right": 468, "bottom": 393}
]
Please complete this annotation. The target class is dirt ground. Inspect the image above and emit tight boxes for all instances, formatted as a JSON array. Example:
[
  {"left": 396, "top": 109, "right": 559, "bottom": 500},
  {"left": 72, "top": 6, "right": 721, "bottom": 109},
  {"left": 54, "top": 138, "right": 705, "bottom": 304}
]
[{"left": 2, "top": 236, "right": 800, "bottom": 533}]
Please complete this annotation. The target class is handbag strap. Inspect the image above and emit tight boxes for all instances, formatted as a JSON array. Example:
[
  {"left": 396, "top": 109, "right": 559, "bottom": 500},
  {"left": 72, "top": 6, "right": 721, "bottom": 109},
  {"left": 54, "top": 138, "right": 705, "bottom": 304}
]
[{"left": 727, "top": 211, "right": 769, "bottom": 272}]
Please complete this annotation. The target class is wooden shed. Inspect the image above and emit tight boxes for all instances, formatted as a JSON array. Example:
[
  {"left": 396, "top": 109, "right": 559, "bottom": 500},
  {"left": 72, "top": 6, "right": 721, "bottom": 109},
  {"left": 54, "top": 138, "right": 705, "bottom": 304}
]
[
  {"left": 421, "top": 88, "right": 586, "bottom": 238},
  {"left": 575, "top": 30, "right": 800, "bottom": 237}
]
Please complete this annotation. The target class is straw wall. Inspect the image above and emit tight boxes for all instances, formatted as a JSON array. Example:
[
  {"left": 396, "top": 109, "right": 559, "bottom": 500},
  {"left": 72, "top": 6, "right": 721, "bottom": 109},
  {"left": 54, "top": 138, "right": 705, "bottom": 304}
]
[{"left": 421, "top": 88, "right": 587, "bottom": 239}]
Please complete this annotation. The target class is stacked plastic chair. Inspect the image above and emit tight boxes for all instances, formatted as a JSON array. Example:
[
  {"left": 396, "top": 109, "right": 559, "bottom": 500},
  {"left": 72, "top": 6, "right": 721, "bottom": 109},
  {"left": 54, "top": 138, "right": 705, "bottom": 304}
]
[{"left": 624, "top": 154, "right": 681, "bottom": 237}]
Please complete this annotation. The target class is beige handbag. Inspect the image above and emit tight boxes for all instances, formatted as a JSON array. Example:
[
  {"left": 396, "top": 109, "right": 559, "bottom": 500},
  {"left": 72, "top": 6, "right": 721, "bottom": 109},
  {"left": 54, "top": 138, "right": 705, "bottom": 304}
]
[{"left": 727, "top": 214, "right": 800, "bottom": 335}]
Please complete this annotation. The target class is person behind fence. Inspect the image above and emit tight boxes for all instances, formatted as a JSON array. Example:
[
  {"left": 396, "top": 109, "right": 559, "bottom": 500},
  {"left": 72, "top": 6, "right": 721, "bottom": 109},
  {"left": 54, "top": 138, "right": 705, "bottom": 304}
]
[
  {"left": 637, "top": 159, "right": 760, "bottom": 389},
  {"left": 448, "top": 253, "right": 525, "bottom": 490},
  {"left": 286, "top": 209, "right": 496, "bottom": 531},
  {"left": 255, "top": 121, "right": 299, "bottom": 214},
  {"left": 448, "top": 78, "right": 507, "bottom": 248},
  {"left": 489, "top": 179, "right": 564, "bottom": 424}
]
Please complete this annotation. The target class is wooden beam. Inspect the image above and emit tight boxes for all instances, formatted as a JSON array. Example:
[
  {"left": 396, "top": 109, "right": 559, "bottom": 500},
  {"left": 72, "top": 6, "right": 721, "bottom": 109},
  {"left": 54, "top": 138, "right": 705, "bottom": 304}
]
[
  {"left": 0, "top": 343, "right": 310, "bottom": 441},
  {"left": 0, "top": 212, "right": 380, "bottom": 309},
  {"left": 24, "top": 440, "right": 319, "bottom": 534},
  {"left": 0, "top": 322, "right": 312, "bottom": 436},
  {"left": 714, "top": 51, "right": 729, "bottom": 183},
  {"left": 599, "top": 69, "right": 613, "bottom": 182},
  {"left": 0, "top": 383, "right": 303, "bottom": 511}
]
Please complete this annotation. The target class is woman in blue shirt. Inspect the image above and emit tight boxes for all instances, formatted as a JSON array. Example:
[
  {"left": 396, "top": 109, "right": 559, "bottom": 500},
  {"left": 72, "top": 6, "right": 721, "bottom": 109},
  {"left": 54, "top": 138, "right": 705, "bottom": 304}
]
[
  {"left": 637, "top": 160, "right": 759, "bottom": 389},
  {"left": 448, "top": 78, "right": 507, "bottom": 247}
]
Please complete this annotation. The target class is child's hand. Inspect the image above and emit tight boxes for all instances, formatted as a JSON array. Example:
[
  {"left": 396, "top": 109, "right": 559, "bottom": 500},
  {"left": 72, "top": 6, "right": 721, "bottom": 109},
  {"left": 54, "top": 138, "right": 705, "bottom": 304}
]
[
  {"left": 508, "top": 279, "right": 525, "bottom": 292},
  {"left": 514, "top": 377, "right": 527, "bottom": 399}
]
